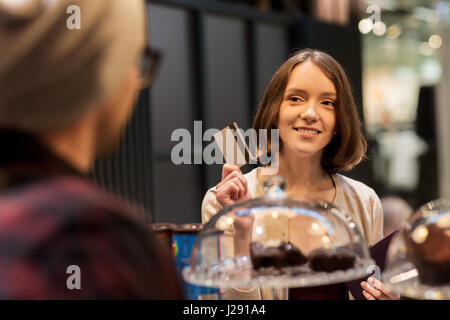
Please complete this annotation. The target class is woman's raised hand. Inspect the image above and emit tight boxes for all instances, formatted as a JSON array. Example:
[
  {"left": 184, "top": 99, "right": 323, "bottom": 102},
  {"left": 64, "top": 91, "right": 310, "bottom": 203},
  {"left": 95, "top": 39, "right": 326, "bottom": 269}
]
[
  {"left": 216, "top": 164, "right": 250, "bottom": 207},
  {"left": 361, "top": 277, "right": 401, "bottom": 300}
]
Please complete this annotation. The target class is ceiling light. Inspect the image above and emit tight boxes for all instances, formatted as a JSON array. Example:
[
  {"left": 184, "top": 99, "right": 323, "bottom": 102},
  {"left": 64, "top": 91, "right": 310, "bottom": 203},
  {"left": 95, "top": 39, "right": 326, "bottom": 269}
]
[
  {"left": 359, "top": 18, "right": 373, "bottom": 34},
  {"left": 429, "top": 34, "right": 442, "bottom": 49},
  {"left": 373, "top": 21, "right": 387, "bottom": 36},
  {"left": 387, "top": 24, "right": 402, "bottom": 40}
]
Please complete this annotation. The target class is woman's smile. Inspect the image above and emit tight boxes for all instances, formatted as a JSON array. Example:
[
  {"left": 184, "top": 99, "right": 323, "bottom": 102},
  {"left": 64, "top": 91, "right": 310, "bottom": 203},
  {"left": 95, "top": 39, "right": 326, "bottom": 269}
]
[{"left": 293, "top": 126, "right": 322, "bottom": 138}]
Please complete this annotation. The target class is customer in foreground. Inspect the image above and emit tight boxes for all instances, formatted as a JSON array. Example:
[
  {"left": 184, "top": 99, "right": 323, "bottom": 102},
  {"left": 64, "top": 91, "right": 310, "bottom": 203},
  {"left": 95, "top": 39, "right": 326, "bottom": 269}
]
[{"left": 0, "top": 0, "right": 182, "bottom": 299}]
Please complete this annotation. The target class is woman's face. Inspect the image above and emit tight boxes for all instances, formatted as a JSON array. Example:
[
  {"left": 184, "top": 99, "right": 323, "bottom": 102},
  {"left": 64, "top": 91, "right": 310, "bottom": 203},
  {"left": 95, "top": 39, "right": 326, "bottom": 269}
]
[{"left": 277, "top": 61, "right": 337, "bottom": 159}]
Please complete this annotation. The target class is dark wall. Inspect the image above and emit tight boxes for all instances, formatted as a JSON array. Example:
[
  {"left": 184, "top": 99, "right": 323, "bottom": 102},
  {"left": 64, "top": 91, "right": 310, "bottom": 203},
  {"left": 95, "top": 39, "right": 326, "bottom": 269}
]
[{"left": 91, "top": 90, "right": 153, "bottom": 223}]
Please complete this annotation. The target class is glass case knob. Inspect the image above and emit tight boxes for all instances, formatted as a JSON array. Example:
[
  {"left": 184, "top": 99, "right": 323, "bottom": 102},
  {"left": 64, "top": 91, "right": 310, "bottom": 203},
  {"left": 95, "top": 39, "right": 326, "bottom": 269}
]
[{"left": 264, "top": 176, "right": 287, "bottom": 200}]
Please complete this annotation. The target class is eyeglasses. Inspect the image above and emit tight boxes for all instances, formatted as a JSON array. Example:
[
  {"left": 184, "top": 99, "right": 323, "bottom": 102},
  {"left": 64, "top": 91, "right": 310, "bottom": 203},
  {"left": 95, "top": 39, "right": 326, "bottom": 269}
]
[{"left": 139, "top": 45, "right": 161, "bottom": 90}]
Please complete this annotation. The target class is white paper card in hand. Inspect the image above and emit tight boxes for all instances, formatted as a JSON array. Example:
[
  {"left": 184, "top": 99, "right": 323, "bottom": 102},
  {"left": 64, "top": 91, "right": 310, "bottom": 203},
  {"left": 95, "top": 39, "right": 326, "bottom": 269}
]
[{"left": 213, "top": 122, "right": 257, "bottom": 167}]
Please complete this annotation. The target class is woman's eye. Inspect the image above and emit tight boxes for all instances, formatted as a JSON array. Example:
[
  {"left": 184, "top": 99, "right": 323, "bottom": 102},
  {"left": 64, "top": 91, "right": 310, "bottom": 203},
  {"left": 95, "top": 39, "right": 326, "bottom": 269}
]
[
  {"left": 289, "top": 96, "right": 302, "bottom": 102},
  {"left": 322, "top": 100, "right": 336, "bottom": 107}
]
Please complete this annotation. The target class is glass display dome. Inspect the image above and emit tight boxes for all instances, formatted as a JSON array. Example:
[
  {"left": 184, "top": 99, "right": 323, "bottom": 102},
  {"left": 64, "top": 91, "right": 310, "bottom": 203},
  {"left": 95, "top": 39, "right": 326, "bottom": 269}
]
[
  {"left": 382, "top": 199, "right": 450, "bottom": 300},
  {"left": 183, "top": 176, "right": 375, "bottom": 292}
]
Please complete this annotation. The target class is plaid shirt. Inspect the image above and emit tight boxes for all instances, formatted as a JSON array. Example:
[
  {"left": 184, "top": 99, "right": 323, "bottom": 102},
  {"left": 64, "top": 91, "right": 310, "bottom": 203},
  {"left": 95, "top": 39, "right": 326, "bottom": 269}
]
[{"left": 0, "top": 131, "right": 182, "bottom": 299}]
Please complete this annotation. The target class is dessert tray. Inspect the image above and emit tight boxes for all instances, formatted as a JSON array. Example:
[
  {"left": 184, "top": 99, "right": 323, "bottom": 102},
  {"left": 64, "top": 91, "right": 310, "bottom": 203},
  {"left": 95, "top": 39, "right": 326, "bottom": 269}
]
[
  {"left": 183, "top": 176, "right": 375, "bottom": 290},
  {"left": 382, "top": 199, "right": 450, "bottom": 300}
]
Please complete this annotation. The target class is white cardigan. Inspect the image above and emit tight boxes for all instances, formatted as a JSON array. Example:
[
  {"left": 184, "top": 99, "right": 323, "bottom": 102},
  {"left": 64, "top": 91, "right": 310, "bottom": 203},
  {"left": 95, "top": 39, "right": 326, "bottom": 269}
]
[
  {"left": 201, "top": 168, "right": 384, "bottom": 300},
  {"left": 202, "top": 167, "right": 383, "bottom": 246}
]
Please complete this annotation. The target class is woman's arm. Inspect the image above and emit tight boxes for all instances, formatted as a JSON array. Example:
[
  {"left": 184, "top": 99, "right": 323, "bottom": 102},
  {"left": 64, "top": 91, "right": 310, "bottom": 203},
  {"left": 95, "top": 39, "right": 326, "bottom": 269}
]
[
  {"left": 201, "top": 165, "right": 267, "bottom": 300},
  {"left": 369, "top": 190, "right": 384, "bottom": 246},
  {"left": 201, "top": 187, "right": 222, "bottom": 224},
  {"left": 202, "top": 164, "right": 250, "bottom": 224}
]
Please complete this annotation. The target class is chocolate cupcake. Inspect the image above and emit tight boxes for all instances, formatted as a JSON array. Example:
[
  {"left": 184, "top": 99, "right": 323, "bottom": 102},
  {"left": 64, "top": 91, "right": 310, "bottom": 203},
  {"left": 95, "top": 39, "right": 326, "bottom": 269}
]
[
  {"left": 405, "top": 224, "right": 450, "bottom": 285},
  {"left": 308, "top": 246, "right": 355, "bottom": 272},
  {"left": 250, "top": 241, "right": 308, "bottom": 270}
]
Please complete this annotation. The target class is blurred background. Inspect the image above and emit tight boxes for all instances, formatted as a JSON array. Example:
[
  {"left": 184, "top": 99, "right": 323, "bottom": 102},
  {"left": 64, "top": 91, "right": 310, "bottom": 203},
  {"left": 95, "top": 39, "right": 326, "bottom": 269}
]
[{"left": 90, "top": 0, "right": 450, "bottom": 224}]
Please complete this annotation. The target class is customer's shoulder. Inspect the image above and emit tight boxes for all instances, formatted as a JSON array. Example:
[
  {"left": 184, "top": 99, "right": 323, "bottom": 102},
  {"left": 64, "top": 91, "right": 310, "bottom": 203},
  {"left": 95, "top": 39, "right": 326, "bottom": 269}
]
[
  {"left": 1, "top": 175, "right": 104, "bottom": 199},
  {"left": 0, "top": 176, "right": 139, "bottom": 225},
  {"left": 0, "top": 176, "right": 150, "bottom": 267},
  {"left": 334, "top": 173, "right": 378, "bottom": 200}
]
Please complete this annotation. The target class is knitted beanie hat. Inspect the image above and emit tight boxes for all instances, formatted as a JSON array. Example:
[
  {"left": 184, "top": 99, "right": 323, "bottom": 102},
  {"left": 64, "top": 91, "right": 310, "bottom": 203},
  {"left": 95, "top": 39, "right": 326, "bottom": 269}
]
[{"left": 0, "top": 0, "right": 146, "bottom": 132}]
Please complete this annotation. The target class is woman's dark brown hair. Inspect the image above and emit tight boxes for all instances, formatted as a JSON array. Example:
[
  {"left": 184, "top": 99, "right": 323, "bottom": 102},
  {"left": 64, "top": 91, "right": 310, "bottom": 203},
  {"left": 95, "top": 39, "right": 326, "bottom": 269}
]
[{"left": 252, "top": 48, "right": 367, "bottom": 174}]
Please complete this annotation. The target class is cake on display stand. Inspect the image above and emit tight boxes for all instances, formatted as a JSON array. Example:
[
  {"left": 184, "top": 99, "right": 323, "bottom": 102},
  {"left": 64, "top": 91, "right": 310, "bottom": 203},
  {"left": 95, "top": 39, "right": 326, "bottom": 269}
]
[
  {"left": 183, "top": 176, "right": 376, "bottom": 300},
  {"left": 382, "top": 199, "right": 450, "bottom": 300}
]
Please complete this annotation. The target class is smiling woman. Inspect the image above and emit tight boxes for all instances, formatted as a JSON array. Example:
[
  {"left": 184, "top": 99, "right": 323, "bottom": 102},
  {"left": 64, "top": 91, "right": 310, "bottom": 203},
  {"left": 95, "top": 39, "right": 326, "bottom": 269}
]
[{"left": 201, "top": 49, "right": 388, "bottom": 300}]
